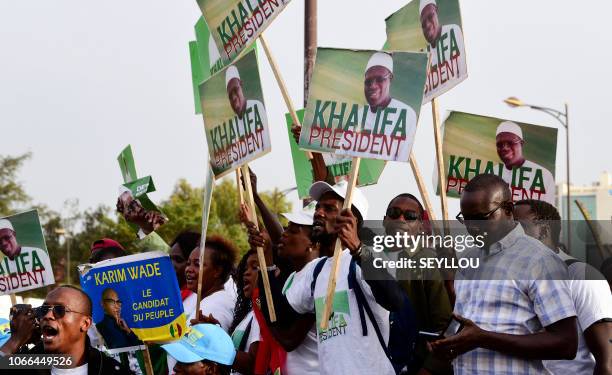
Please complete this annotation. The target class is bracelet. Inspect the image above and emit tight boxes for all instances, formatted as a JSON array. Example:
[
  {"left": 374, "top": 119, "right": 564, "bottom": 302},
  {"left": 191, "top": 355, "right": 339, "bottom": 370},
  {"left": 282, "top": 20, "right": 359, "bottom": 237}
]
[{"left": 266, "top": 265, "right": 278, "bottom": 272}]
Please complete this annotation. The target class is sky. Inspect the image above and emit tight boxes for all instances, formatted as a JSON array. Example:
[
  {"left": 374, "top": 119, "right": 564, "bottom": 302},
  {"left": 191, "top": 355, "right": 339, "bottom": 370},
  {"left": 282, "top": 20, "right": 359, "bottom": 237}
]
[{"left": 1, "top": 0, "right": 611, "bottom": 222}]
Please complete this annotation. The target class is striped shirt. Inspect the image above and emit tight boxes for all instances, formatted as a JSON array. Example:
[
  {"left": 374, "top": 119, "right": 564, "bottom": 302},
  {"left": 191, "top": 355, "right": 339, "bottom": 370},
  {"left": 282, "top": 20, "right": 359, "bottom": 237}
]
[{"left": 453, "top": 224, "right": 575, "bottom": 374}]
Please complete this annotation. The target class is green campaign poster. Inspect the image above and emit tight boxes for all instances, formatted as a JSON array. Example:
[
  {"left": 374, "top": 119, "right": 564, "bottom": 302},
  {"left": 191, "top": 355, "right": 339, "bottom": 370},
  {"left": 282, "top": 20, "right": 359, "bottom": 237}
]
[
  {"left": 441, "top": 111, "right": 557, "bottom": 204},
  {"left": 116, "top": 146, "right": 167, "bottom": 233},
  {"left": 0, "top": 210, "right": 54, "bottom": 295},
  {"left": 298, "top": 48, "right": 428, "bottom": 163},
  {"left": 199, "top": 49, "right": 271, "bottom": 178},
  {"left": 195, "top": 0, "right": 291, "bottom": 62},
  {"left": 118, "top": 145, "right": 137, "bottom": 183},
  {"left": 286, "top": 110, "right": 385, "bottom": 199},
  {"left": 190, "top": 40, "right": 205, "bottom": 114},
  {"left": 386, "top": 0, "right": 467, "bottom": 103},
  {"left": 190, "top": 17, "right": 258, "bottom": 114}
]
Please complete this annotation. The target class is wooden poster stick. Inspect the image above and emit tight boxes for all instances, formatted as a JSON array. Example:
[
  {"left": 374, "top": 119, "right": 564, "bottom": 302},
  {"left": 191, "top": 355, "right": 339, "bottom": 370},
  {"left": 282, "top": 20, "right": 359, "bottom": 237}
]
[
  {"left": 196, "top": 176, "right": 216, "bottom": 309},
  {"left": 320, "top": 157, "right": 361, "bottom": 330},
  {"left": 409, "top": 151, "right": 436, "bottom": 221},
  {"left": 241, "top": 164, "right": 277, "bottom": 322},
  {"left": 236, "top": 169, "right": 245, "bottom": 205},
  {"left": 431, "top": 98, "right": 449, "bottom": 234},
  {"left": 142, "top": 343, "right": 154, "bottom": 375},
  {"left": 259, "top": 33, "right": 313, "bottom": 160},
  {"left": 10, "top": 293, "right": 17, "bottom": 306}
]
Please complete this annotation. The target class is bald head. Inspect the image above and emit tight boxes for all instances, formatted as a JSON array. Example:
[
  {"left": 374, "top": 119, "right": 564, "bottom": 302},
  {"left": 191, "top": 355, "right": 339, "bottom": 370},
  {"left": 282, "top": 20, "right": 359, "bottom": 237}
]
[{"left": 51, "top": 285, "right": 92, "bottom": 316}]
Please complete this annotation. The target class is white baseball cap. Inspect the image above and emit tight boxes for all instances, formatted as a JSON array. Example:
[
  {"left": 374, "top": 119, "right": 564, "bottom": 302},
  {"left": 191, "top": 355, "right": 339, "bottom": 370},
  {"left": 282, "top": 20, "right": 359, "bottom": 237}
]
[
  {"left": 419, "top": 0, "right": 437, "bottom": 14},
  {"left": 365, "top": 52, "right": 393, "bottom": 74},
  {"left": 496, "top": 121, "right": 523, "bottom": 140},
  {"left": 281, "top": 201, "right": 316, "bottom": 226},
  {"left": 0, "top": 219, "right": 14, "bottom": 232},
  {"left": 309, "top": 180, "right": 369, "bottom": 220},
  {"left": 225, "top": 65, "right": 240, "bottom": 88}
]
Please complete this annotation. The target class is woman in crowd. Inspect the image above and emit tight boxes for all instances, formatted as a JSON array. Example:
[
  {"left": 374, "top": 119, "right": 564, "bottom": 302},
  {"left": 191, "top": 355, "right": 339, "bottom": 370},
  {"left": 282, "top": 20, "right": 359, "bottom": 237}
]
[
  {"left": 184, "top": 235, "right": 238, "bottom": 331},
  {"left": 228, "top": 250, "right": 262, "bottom": 375},
  {"left": 242, "top": 203, "right": 320, "bottom": 375}
]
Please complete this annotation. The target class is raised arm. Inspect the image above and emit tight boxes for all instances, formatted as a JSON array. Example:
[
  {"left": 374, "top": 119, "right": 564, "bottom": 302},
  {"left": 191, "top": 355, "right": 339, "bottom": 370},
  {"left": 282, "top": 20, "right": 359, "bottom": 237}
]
[{"left": 243, "top": 168, "right": 284, "bottom": 243}]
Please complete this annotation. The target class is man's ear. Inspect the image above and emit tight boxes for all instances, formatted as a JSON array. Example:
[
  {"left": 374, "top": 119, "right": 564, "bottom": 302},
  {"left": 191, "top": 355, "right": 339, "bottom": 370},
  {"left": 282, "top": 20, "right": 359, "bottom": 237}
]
[
  {"left": 538, "top": 223, "right": 551, "bottom": 242},
  {"left": 81, "top": 315, "right": 92, "bottom": 333}
]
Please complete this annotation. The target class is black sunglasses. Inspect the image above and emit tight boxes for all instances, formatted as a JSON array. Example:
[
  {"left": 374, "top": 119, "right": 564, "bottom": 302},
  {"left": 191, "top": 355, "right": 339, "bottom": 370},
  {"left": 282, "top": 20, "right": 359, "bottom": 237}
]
[
  {"left": 386, "top": 207, "right": 420, "bottom": 221},
  {"left": 35, "top": 305, "right": 89, "bottom": 319},
  {"left": 456, "top": 202, "right": 512, "bottom": 224}
]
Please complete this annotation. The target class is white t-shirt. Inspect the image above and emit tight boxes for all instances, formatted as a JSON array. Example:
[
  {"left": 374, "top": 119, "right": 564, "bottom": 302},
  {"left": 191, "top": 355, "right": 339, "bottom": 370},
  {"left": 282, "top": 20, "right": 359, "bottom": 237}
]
[
  {"left": 231, "top": 311, "right": 261, "bottom": 375},
  {"left": 501, "top": 159, "right": 555, "bottom": 204},
  {"left": 544, "top": 250, "right": 612, "bottom": 374},
  {"left": 336, "top": 98, "right": 417, "bottom": 162},
  {"left": 199, "top": 287, "right": 236, "bottom": 333},
  {"left": 183, "top": 278, "right": 237, "bottom": 332},
  {"left": 51, "top": 363, "right": 88, "bottom": 375},
  {"left": 282, "top": 270, "right": 320, "bottom": 375},
  {"left": 285, "top": 250, "right": 395, "bottom": 375}
]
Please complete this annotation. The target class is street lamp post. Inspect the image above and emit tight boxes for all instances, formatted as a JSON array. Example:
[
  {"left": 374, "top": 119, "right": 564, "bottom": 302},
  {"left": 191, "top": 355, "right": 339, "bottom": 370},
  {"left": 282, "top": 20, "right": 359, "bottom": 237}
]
[{"left": 504, "top": 97, "right": 571, "bottom": 251}]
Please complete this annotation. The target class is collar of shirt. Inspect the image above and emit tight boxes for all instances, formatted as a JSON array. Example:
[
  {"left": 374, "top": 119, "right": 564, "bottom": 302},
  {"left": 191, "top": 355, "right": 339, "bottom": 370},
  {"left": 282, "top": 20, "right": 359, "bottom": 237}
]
[{"left": 486, "top": 223, "right": 523, "bottom": 257}]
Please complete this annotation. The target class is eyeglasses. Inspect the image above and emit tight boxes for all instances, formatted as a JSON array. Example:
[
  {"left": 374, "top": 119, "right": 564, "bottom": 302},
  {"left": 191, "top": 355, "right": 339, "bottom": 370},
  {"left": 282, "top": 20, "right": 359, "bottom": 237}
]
[
  {"left": 386, "top": 207, "right": 420, "bottom": 221},
  {"left": 364, "top": 74, "right": 391, "bottom": 86},
  {"left": 456, "top": 202, "right": 511, "bottom": 224},
  {"left": 35, "top": 304, "right": 89, "bottom": 319},
  {"left": 103, "top": 298, "right": 122, "bottom": 306},
  {"left": 496, "top": 139, "right": 522, "bottom": 149}
]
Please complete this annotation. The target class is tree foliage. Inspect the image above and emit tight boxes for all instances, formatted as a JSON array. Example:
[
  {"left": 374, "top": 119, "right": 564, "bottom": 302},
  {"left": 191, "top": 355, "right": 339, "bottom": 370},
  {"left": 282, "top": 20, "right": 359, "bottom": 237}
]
[{"left": 0, "top": 153, "right": 32, "bottom": 216}]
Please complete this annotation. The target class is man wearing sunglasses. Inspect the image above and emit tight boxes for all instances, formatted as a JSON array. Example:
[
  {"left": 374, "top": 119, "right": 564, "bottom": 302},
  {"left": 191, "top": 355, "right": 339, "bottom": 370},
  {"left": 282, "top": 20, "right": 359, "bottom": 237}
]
[
  {"left": 431, "top": 174, "right": 577, "bottom": 374},
  {"left": 495, "top": 121, "right": 555, "bottom": 204},
  {"left": 1, "top": 285, "right": 131, "bottom": 374},
  {"left": 383, "top": 193, "right": 453, "bottom": 375}
]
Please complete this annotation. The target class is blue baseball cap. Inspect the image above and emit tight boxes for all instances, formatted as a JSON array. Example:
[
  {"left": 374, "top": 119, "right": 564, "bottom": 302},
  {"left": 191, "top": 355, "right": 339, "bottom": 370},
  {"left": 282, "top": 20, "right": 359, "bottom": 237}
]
[
  {"left": 161, "top": 324, "right": 236, "bottom": 366},
  {"left": 0, "top": 318, "right": 11, "bottom": 347}
]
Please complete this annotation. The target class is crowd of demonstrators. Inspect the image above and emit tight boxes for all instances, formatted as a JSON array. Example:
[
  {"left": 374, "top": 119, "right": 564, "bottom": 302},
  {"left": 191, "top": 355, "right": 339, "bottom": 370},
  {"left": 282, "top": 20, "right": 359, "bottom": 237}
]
[
  {"left": 514, "top": 199, "right": 612, "bottom": 375},
  {"left": 3, "top": 167, "right": 612, "bottom": 375}
]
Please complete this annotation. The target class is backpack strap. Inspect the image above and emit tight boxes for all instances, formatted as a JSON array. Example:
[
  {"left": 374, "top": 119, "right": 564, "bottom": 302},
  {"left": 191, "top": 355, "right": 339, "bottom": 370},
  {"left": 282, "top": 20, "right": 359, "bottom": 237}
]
[
  {"left": 238, "top": 316, "right": 253, "bottom": 352},
  {"left": 348, "top": 258, "right": 391, "bottom": 361},
  {"left": 310, "top": 257, "right": 328, "bottom": 297}
]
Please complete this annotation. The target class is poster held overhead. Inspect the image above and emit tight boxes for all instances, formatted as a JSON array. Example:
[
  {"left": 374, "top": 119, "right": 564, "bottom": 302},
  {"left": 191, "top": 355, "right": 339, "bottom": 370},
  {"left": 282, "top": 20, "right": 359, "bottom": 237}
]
[
  {"left": 286, "top": 109, "right": 386, "bottom": 199},
  {"left": 195, "top": 0, "right": 292, "bottom": 62},
  {"left": 439, "top": 111, "right": 557, "bottom": 204},
  {"left": 298, "top": 48, "right": 428, "bottom": 163},
  {"left": 0, "top": 210, "right": 54, "bottom": 296},
  {"left": 385, "top": 0, "right": 467, "bottom": 103},
  {"left": 200, "top": 49, "right": 271, "bottom": 178}
]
